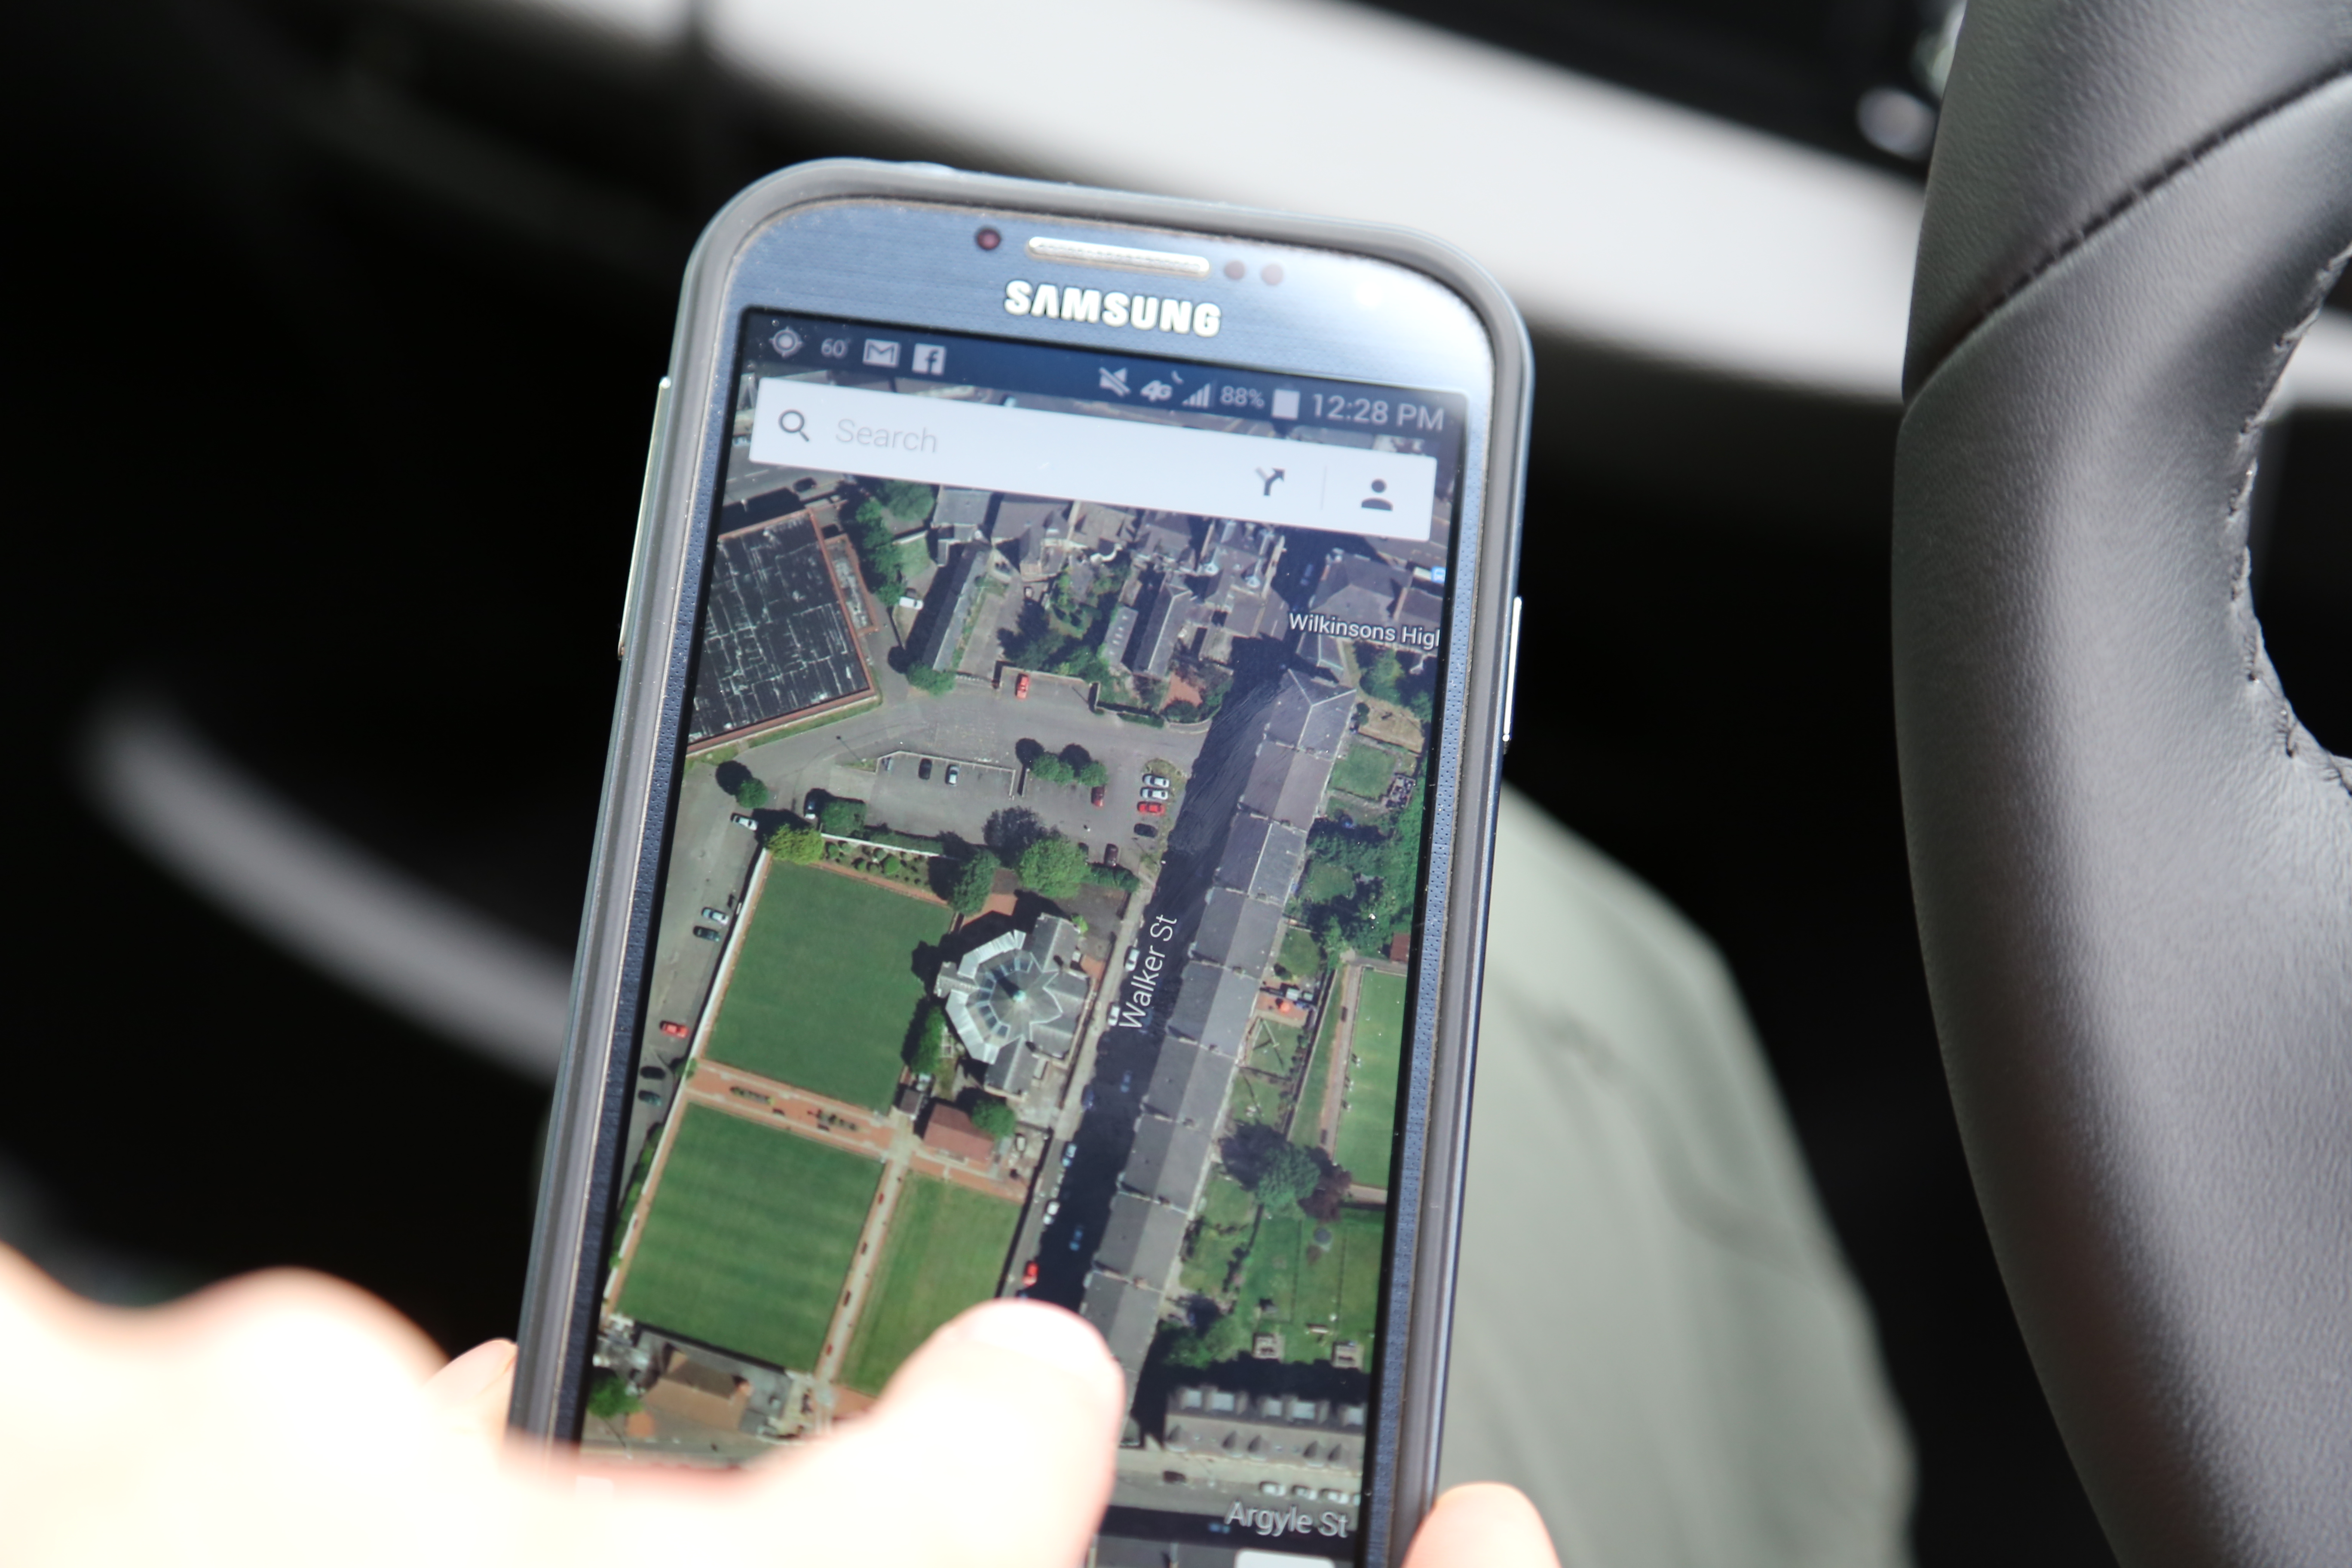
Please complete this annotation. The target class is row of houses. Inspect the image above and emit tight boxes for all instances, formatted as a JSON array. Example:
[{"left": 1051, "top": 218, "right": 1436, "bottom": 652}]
[{"left": 1081, "top": 669, "right": 1354, "bottom": 1384}]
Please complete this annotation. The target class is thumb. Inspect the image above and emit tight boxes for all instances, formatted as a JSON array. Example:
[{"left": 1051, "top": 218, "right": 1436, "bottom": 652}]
[
  {"left": 1402, "top": 1484, "right": 1562, "bottom": 1568},
  {"left": 725, "top": 1299, "right": 1124, "bottom": 1568}
]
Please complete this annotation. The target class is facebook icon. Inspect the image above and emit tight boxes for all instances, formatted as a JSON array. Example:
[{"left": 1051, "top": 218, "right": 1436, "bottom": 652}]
[{"left": 911, "top": 343, "right": 946, "bottom": 375}]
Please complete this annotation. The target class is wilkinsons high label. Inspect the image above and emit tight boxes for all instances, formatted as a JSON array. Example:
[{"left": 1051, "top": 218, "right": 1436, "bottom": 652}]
[{"left": 1004, "top": 280, "right": 1222, "bottom": 337}]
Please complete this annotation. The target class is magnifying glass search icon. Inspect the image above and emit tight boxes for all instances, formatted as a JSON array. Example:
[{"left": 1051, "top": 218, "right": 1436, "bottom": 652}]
[{"left": 778, "top": 409, "right": 809, "bottom": 441}]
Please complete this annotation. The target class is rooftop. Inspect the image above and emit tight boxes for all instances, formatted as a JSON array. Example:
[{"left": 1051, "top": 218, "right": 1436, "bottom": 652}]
[
  {"left": 1094, "top": 1191, "right": 1188, "bottom": 1285},
  {"left": 1239, "top": 742, "right": 1336, "bottom": 831},
  {"left": 1122, "top": 1115, "right": 1213, "bottom": 1207},
  {"left": 1079, "top": 1274, "right": 1164, "bottom": 1391},
  {"left": 1161, "top": 1383, "right": 1369, "bottom": 1467},
  {"left": 1141, "top": 1038, "right": 1238, "bottom": 1131},
  {"left": 936, "top": 913, "right": 1090, "bottom": 1065},
  {"left": 1215, "top": 815, "right": 1308, "bottom": 904},
  {"left": 906, "top": 543, "right": 986, "bottom": 672},
  {"left": 918, "top": 1102, "right": 997, "bottom": 1163},
  {"left": 1261, "top": 668, "right": 1353, "bottom": 758},
  {"left": 1190, "top": 886, "right": 1284, "bottom": 979},
  {"left": 1166, "top": 960, "right": 1262, "bottom": 1054}
]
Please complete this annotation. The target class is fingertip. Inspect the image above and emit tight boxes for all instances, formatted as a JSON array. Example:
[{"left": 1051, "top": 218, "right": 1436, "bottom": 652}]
[
  {"left": 758, "top": 1301, "right": 1122, "bottom": 1568},
  {"left": 1406, "top": 1482, "right": 1562, "bottom": 1568},
  {"left": 922, "top": 1300, "right": 1122, "bottom": 1410}
]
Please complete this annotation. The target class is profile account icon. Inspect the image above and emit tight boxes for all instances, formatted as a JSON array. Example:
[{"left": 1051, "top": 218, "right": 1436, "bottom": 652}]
[
  {"left": 778, "top": 409, "right": 810, "bottom": 441},
  {"left": 1360, "top": 478, "right": 1393, "bottom": 511}
]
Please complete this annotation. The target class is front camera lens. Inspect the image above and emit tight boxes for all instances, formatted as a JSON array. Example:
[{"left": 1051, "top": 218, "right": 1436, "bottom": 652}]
[
  {"left": 975, "top": 227, "right": 1002, "bottom": 251},
  {"left": 1223, "top": 260, "right": 1246, "bottom": 280},
  {"left": 1261, "top": 263, "right": 1284, "bottom": 285}
]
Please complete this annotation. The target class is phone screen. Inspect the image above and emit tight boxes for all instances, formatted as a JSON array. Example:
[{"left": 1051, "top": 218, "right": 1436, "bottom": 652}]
[{"left": 587, "top": 305, "right": 1466, "bottom": 1564}]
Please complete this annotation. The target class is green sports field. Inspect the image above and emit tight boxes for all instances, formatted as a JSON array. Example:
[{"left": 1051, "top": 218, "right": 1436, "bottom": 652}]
[
  {"left": 618, "top": 1108, "right": 881, "bottom": 1371},
  {"left": 1335, "top": 968, "right": 1407, "bottom": 1188},
  {"left": 707, "top": 861, "right": 951, "bottom": 1110},
  {"left": 840, "top": 1175, "right": 1020, "bottom": 1394}
]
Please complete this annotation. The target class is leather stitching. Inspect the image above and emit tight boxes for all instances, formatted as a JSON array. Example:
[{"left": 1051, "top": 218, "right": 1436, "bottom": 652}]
[{"left": 1921, "top": 61, "right": 2352, "bottom": 389}]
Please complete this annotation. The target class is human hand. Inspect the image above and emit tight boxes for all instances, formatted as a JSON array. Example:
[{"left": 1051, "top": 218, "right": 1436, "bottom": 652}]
[{"left": 1, "top": 1246, "right": 1558, "bottom": 1567}]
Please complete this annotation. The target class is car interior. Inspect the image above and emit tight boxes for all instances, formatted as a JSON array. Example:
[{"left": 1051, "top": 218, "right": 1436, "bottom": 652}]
[{"left": 6, "top": 1, "right": 2346, "bottom": 1563}]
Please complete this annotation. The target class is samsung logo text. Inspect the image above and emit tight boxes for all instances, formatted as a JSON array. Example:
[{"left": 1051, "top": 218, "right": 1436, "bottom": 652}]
[{"left": 1004, "top": 280, "right": 1221, "bottom": 337}]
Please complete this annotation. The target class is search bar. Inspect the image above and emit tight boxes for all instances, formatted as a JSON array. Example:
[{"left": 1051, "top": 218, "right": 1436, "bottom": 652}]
[{"left": 748, "top": 379, "right": 1436, "bottom": 542}]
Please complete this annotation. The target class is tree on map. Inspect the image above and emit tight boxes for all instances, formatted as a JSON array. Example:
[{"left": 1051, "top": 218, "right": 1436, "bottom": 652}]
[
  {"left": 1222, "top": 1123, "right": 1324, "bottom": 1213},
  {"left": 967, "top": 1094, "right": 1017, "bottom": 1140},
  {"left": 983, "top": 808, "right": 1045, "bottom": 859},
  {"left": 1018, "top": 836, "right": 1090, "bottom": 900},
  {"left": 1028, "top": 753, "right": 1073, "bottom": 783},
  {"left": 1077, "top": 760, "right": 1109, "bottom": 787},
  {"left": 1164, "top": 1308, "right": 1251, "bottom": 1369},
  {"left": 818, "top": 797, "right": 867, "bottom": 836},
  {"left": 848, "top": 497, "right": 906, "bottom": 608},
  {"left": 765, "top": 823, "right": 821, "bottom": 864},
  {"left": 585, "top": 1371, "right": 641, "bottom": 1420},
  {"left": 873, "top": 479, "right": 935, "bottom": 522},
  {"left": 1201, "top": 1310, "right": 1251, "bottom": 1363},
  {"left": 1253, "top": 1140, "right": 1323, "bottom": 1213},
  {"left": 907, "top": 1003, "right": 947, "bottom": 1078},
  {"left": 1358, "top": 643, "right": 1436, "bottom": 724},
  {"left": 947, "top": 850, "right": 1000, "bottom": 915},
  {"left": 1300, "top": 1156, "right": 1354, "bottom": 1221},
  {"left": 904, "top": 665, "right": 956, "bottom": 695},
  {"left": 1001, "top": 600, "right": 1067, "bottom": 671},
  {"left": 732, "top": 776, "right": 770, "bottom": 810}
]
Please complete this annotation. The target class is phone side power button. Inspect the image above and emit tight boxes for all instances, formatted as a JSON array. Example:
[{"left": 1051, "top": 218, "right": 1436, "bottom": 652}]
[
  {"left": 618, "top": 376, "right": 674, "bottom": 661},
  {"left": 1501, "top": 594, "right": 1523, "bottom": 751}
]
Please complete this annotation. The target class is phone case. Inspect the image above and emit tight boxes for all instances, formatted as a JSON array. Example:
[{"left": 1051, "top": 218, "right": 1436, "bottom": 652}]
[{"left": 510, "top": 159, "right": 1531, "bottom": 1566}]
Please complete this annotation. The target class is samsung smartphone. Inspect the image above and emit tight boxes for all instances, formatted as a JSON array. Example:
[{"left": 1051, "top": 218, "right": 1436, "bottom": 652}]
[{"left": 511, "top": 161, "right": 1528, "bottom": 1567}]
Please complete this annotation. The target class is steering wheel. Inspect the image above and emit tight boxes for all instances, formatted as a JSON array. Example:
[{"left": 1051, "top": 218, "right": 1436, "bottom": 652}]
[{"left": 1892, "top": 3, "right": 2352, "bottom": 1563}]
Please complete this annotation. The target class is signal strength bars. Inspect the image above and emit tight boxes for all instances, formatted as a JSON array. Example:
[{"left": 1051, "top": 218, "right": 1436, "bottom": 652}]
[{"left": 1179, "top": 382, "right": 1213, "bottom": 409}]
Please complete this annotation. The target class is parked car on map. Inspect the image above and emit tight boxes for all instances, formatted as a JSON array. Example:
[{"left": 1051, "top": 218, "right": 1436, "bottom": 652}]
[
  {"left": 637, "top": 1090, "right": 662, "bottom": 1107},
  {"left": 1068, "top": 1227, "right": 1086, "bottom": 1253},
  {"left": 729, "top": 812, "right": 758, "bottom": 829},
  {"left": 691, "top": 925, "right": 722, "bottom": 942},
  {"left": 700, "top": 907, "right": 730, "bottom": 924},
  {"left": 1090, "top": 784, "right": 1106, "bottom": 807},
  {"left": 918, "top": 757, "right": 933, "bottom": 780},
  {"left": 658, "top": 1020, "right": 690, "bottom": 1038},
  {"left": 640, "top": 1065, "right": 665, "bottom": 1080},
  {"left": 1044, "top": 1200, "right": 1060, "bottom": 1222},
  {"left": 1020, "top": 1259, "right": 1039, "bottom": 1288},
  {"left": 945, "top": 764, "right": 961, "bottom": 786},
  {"left": 1134, "top": 823, "right": 1158, "bottom": 838},
  {"left": 1141, "top": 773, "right": 1170, "bottom": 788},
  {"left": 1137, "top": 800, "right": 1164, "bottom": 815},
  {"left": 1103, "top": 844, "right": 1119, "bottom": 867},
  {"left": 1139, "top": 787, "right": 1170, "bottom": 801},
  {"left": 1015, "top": 672, "right": 1031, "bottom": 698}
]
